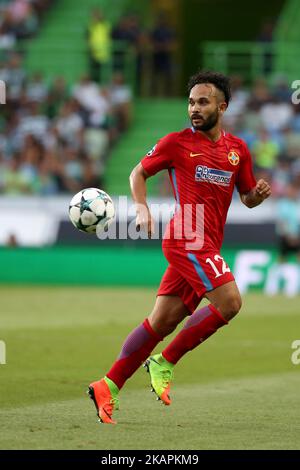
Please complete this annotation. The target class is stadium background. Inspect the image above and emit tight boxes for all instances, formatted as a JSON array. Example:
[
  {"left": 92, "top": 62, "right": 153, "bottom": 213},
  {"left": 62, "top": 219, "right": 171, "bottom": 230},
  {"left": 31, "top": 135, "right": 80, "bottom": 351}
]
[{"left": 1, "top": 0, "right": 300, "bottom": 451}]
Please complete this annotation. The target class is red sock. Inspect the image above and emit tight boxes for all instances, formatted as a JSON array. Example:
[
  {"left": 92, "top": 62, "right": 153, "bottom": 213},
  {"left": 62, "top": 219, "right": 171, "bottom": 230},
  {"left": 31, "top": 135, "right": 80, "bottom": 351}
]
[
  {"left": 162, "top": 304, "right": 228, "bottom": 365},
  {"left": 106, "top": 318, "right": 163, "bottom": 389}
]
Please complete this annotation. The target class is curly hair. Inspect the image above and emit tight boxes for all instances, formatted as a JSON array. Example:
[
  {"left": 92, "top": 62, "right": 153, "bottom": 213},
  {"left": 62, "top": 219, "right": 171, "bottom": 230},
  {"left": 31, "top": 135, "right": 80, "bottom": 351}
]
[{"left": 188, "top": 71, "right": 231, "bottom": 105}]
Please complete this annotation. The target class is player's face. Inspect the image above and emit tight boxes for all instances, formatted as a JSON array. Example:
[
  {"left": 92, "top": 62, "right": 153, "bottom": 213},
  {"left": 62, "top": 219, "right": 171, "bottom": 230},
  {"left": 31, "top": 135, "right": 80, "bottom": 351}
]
[{"left": 188, "top": 84, "right": 226, "bottom": 131}]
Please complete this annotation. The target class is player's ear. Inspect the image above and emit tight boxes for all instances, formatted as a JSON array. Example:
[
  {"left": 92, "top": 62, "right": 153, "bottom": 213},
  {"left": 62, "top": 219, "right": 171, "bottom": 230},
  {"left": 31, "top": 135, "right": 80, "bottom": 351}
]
[{"left": 219, "top": 101, "right": 227, "bottom": 114}]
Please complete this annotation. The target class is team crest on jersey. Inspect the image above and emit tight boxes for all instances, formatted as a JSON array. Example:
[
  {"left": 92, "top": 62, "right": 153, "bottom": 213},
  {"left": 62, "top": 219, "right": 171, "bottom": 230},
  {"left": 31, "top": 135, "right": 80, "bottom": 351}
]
[
  {"left": 195, "top": 165, "right": 233, "bottom": 186},
  {"left": 228, "top": 151, "right": 240, "bottom": 166},
  {"left": 147, "top": 144, "right": 157, "bottom": 156}
]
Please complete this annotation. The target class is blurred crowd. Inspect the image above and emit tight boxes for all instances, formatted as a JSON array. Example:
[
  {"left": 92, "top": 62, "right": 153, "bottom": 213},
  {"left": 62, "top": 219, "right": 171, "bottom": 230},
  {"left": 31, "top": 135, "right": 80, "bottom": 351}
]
[
  {"left": 0, "top": 5, "right": 177, "bottom": 196},
  {"left": 222, "top": 75, "right": 300, "bottom": 199},
  {"left": 0, "top": 53, "right": 132, "bottom": 195},
  {"left": 1, "top": 64, "right": 300, "bottom": 197},
  {"left": 226, "top": 75, "right": 300, "bottom": 262},
  {"left": 0, "top": 5, "right": 299, "bottom": 201},
  {"left": 87, "top": 8, "right": 177, "bottom": 96},
  {"left": 0, "top": 0, "right": 52, "bottom": 46}
]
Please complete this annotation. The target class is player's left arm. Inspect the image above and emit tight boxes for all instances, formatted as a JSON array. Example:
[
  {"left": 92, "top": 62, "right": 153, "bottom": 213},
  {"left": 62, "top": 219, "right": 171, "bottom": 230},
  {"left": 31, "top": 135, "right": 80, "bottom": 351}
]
[
  {"left": 236, "top": 142, "right": 271, "bottom": 208},
  {"left": 240, "top": 179, "right": 271, "bottom": 208}
]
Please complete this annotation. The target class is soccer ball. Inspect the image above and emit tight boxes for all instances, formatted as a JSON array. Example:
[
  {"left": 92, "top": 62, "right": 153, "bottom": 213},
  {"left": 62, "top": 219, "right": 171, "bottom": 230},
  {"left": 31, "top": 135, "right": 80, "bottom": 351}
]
[{"left": 69, "top": 188, "right": 115, "bottom": 234}]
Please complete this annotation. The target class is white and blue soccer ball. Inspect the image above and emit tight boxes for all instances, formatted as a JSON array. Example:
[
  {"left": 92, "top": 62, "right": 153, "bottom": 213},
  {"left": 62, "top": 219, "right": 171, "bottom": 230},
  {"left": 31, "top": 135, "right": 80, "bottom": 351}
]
[{"left": 69, "top": 188, "right": 115, "bottom": 234}]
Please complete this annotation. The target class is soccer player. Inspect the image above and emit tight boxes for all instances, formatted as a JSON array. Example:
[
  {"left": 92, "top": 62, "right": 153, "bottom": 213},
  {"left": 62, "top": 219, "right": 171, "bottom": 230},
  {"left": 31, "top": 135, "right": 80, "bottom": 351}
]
[{"left": 88, "top": 71, "right": 271, "bottom": 424}]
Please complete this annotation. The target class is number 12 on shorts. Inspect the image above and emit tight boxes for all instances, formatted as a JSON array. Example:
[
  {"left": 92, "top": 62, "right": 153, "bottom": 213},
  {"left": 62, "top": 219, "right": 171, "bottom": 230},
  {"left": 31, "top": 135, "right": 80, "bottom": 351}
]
[{"left": 206, "top": 255, "right": 231, "bottom": 278}]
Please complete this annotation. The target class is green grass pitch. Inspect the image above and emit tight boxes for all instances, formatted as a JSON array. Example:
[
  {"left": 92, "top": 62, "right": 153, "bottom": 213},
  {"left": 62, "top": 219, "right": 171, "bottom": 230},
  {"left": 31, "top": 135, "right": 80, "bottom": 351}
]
[{"left": 0, "top": 286, "right": 299, "bottom": 450}]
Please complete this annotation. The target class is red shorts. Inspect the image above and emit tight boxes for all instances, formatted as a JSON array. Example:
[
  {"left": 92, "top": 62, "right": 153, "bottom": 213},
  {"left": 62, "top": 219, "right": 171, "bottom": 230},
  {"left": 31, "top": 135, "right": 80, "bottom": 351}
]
[{"left": 157, "top": 243, "right": 235, "bottom": 313}]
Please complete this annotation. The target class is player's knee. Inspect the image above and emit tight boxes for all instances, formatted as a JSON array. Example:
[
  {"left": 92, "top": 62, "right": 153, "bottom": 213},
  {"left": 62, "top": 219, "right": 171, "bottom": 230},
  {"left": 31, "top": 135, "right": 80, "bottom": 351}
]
[
  {"left": 149, "top": 305, "right": 186, "bottom": 336},
  {"left": 163, "top": 312, "right": 184, "bottom": 335},
  {"left": 221, "top": 295, "right": 242, "bottom": 321},
  {"left": 149, "top": 316, "right": 177, "bottom": 337},
  {"left": 164, "top": 310, "right": 182, "bottom": 331}
]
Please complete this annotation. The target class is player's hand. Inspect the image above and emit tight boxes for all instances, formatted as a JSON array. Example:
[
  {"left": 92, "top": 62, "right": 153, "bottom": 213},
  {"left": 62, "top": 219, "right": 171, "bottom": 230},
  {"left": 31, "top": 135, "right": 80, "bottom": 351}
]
[
  {"left": 136, "top": 205, "right": 155, "bottom": 238},
  {"left": 255, "top": 179, "right": 271, "bottom": 200}
]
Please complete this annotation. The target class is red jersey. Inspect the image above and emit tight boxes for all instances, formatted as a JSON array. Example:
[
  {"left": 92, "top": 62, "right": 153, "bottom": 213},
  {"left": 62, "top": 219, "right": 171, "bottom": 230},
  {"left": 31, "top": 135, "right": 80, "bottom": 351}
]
[{"left": 141, "top": 128, "right": 256, "bottom": 251}]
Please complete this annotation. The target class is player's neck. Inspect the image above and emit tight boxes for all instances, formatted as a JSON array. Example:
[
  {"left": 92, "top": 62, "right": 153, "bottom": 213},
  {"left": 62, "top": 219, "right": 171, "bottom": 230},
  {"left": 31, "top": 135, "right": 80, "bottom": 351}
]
[{"left": 200, "top": 126, "right": 222, "bottom": 143}]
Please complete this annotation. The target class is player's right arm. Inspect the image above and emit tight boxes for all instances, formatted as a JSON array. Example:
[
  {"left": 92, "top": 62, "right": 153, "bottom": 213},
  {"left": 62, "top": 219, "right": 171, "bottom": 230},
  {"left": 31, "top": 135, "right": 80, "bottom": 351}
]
[
  {"left": 129, "top": 163, "right": 155, "bottom": 238},
  {"left": 130, "top": 133, "right": 177, "bottom": 238}
]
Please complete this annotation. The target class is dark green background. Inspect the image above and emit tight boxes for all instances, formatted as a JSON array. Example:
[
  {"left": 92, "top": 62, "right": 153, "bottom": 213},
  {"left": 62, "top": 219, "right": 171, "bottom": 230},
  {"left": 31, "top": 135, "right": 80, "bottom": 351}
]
[{"left": 180, "top": 0, "right": 285, "bottom": 89}]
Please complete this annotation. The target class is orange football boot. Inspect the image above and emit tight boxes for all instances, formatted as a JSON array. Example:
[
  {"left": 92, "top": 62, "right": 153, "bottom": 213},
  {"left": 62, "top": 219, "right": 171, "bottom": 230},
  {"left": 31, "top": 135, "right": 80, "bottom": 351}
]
[{"left": 88, "top": 378, "right": 119, "bottom": 424}]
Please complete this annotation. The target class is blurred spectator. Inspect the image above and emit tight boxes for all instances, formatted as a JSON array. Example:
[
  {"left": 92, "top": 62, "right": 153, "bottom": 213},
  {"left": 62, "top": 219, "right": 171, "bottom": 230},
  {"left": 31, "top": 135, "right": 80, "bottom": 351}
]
[
  {"left": 260, "top": 96, "right": 293, "bottom": 132},
  {"left": 257, "top": 20, "right": 274, "bottom": 43},
  {"left": 272, "top": 75, "right": 291, "bottom": 103},
  {"left": 283, "top": 127, "right": 300, "bottom": 160},
  {"left": 37, "top": 151, "right": 59, "bottom": 195},
  {"left": 8, "top": 0, "right": 39, "bottom": 39},
  {"left": 150, "top": 13, "right": 176, "bottom": 97},
  {"left": 248, "top": 78, "right": 271, "bottom": 110},
  {"left": 82, "top": 155, "right": 103, "bottom": 189},
  {"left": 112, "top": 13, "right": 145, "bottom": 93},
  {"left": 223, "top": 75, "right": 249, "bottom": 126},
  {"left": 26, "top": 71, "right": 48, "bottom": 103},
  {"left": 0, "top": 10, "right": 17, "bottom": 49},
  {"left": 88, "top": 87, "right": 110, "bottom": 129},
  {"left": 55, "top": 100, "right": 84, "bottom": 149},
  {"left": 272, "top": 158, "right": 292, "bottom": 197},
  {"left": 256, "top": 20, "right": 274, "bottom": 74},
  {"left": 252, "top": 129, "right": 280, "bottom": 171},
  {"left": 2, "top": 153, "right": 34, "bottom": 194},
  {"left": 87, "top": 8, "right": 112, "bottom": 83},
  {"left": 108, "top": 72, "right": 132, "bottom": 132},
  {"left": 0, "top": 53, "right": 26, "bottom": 102},
  {"left": 73, "top": 75, "right": 98, "bottom": 108},
  {"left": 117, "top": 13, "right": 142, "bottom": 46},
  {"left": 84, "top": 127, "right": 108, "bottom": 175},
  {"left": 61, "top": 146, "right": 85, "bottom": 192},
  {"left": 290, "top": 103, "right": 300, "bottom": 132},
  {"left": 0, "top": 0, "right": 52, "bottom": 44},
  {"left": 9, "top": 1, "right": 32, "bottom": 23},
  {"left": 266, "top": 180, "right": 300, "bottom": 297},
  {"left": 72, "top": 75, "right": 111, "bottom": 133},
  {"left": 112, "top": 15, "right": 132, "bottom": 71},
  {"left": 6, "top": 233, "right": 19, "bottom": 247},
  {"left": 46, "top": 76, "right": 68, "bottom": 119},
  {"left": 16, "top": 101, "right": 48, "bottom": 145},
  {"left": 275, "top": 182, "right": 300, "bottom": 263}
]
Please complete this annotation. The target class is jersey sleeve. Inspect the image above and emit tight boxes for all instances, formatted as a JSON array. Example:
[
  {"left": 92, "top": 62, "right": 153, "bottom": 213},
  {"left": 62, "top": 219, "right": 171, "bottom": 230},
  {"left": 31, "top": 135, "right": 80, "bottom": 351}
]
[
  {"left": 235, "top": 142, "right": 257, "bottom": 194},
  {"left": 140, "top": 133, "right": 177, "bottom": 176}
]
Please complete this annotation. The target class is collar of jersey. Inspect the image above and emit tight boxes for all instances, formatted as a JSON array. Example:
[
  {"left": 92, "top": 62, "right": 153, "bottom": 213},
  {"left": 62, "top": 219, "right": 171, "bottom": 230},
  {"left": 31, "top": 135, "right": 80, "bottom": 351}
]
[{"left": 191, "top": 126, "right": 225, "bottom": 145}]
